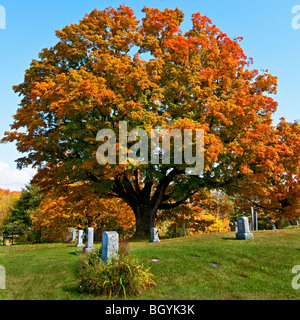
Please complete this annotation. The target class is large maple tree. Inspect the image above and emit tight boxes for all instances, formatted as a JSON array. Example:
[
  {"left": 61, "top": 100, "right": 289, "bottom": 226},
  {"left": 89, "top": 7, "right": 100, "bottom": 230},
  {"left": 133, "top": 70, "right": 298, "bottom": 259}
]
[{"left": 3, "top": 5, "right": 295, "bottom": 236}]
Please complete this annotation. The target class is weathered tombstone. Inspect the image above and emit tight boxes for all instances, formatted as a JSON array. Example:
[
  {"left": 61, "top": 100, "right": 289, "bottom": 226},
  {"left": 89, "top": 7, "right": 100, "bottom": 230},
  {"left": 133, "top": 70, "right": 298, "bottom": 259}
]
[
  {"left": 254, "top": 211, "right": 258, "bottom": 230},
  {"left": 182, "top": 223, "right": 186, "bottom": 237},
  {"left": 236, "top": 217, "right": 254, "bottom": 240},
  {"left": 101, "top": 231, "right": 119, "bottom": 263},
  {"left": 271, "top": 223, "right": 276, "bottom": 230},
  {"left": 76, "top": 229, "right": 84, "bottom": 247},
  {"left": 149, "top": 228, "right": 160, "bottom": 243},
  {"left": 84, "top": 227, "right": 95, "bottom": 253},
  {"left": 250, "top": 207, "right": 254, "bottom": 231},
  {"left": 71, "top": 228, "right": 77, "bottom": 241},
  {"left": 0, "top": 265, "right": 5, "bottom": 290},
  {"left": 230, "top": 222, "right": 238, "bottom": 232}
]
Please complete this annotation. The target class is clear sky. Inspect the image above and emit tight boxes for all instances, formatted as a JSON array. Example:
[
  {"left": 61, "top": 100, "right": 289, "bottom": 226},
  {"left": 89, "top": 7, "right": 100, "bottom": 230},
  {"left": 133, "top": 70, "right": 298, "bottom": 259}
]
[{"left": 0, "top": 0, "right": 299, "bottom": 190}]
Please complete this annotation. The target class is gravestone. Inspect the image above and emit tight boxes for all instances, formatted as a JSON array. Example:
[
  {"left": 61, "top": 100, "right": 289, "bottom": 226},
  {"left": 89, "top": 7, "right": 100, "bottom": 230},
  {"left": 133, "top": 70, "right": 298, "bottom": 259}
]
[
  {"left": 182, "top": 223, "right": 186, "bottom": 237},
  {"left": 250, "top": 208, "right": 258, "bottom": 231},
  {"left": 149, "top": 228, "right": 160, "bottom": 243},
  {"left": 271, "top": 223, "right": 276, "bottom": 230},
  {"left": 0, "top": 265, "right": 5, "bottom": 290},
  {"left": 236, "top": 217, "right": 253, "bottom": 240},
  {"left": 230, "top": 222, "right": 238, "bottom": 232},
  {"left": 254, "top": 211, "right": 258, "bottom": 230},
  {"left": 84, "top": 227, "right": 95, "bottom": 253},
  {"left": 101, "top": 231, "right": 119, "bottom": 263},
  {"left": 76, "top": 229, "right": 84, "bottom": 247},
  {"left": 71, "top": 228, "right": 77, "bottom": 241}
]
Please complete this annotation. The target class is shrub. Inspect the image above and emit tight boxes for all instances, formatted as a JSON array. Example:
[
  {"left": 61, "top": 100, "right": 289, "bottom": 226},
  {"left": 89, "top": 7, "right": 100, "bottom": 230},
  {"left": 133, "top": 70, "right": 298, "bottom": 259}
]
[{"left": 77, "top": 248, "right": 156, "bottom": 298}]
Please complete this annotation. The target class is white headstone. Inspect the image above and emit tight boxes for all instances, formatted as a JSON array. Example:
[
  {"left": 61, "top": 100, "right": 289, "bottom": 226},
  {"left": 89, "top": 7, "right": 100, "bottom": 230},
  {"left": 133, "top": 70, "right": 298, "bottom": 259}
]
[
  {"left": 76, "top": 230, "right": 84, "bottom": 247},
  {"left": 101, "top": 231, "right": 119, "bottom": 263},
  {"left": 72, "top": 228, "right": 77, "bottom": 241},
  {"left": 84, "top": 227, "right": 95, "bottom": 253},
  {"left": 149, "top": 228, "right": 160, "bottom": 243},
  {"left": 236, "top": 217, "right": 254, "bottom": 240}
]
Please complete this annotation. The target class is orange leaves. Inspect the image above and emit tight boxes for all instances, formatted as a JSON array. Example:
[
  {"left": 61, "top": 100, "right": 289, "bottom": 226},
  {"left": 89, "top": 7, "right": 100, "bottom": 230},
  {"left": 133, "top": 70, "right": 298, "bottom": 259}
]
[
  {"left": 236, "top": 119, "right": 300, "bottom": 221},
  {"left": 141, "top": 7, "right": 184, "bottom": 37},
  {"left": 34, "top": 185, "right": 136, "bottom": 240},
  {"left": 191, "top": 12, "right": 213, "bottom": 33},
  {"left": 239, "top": 164, "right": 253, "bottom": 175}
]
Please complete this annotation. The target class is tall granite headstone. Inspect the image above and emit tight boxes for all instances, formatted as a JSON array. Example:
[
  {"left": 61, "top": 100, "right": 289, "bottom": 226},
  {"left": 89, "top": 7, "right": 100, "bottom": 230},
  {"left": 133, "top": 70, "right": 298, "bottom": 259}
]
[
  {"left": 84, "top": 227, "right": 95, "bottom": 253},
  {"left": 76, "top": 229, "right": 84, "bottom": 247},
  {"left": 72, "top": 228, "right": 77, "bottom": 241},
  {"left": 101, "top": 231, "right": 119, "bottom": 263},
  {"left": 182, "top": 223, "right": 186, "bottom": 237},
  {"left": 236, "top": 216, "right": 254, "bottom": 240}
]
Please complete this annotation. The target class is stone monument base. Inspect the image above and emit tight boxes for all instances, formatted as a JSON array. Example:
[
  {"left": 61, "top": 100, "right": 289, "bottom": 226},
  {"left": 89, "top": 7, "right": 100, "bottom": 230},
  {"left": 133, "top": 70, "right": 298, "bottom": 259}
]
[
  {"left": 236, "top": 232, "right": 253, "bottom": 240},
  {"left": 83, "top": 247, "right": 95, "bottom": 253}
]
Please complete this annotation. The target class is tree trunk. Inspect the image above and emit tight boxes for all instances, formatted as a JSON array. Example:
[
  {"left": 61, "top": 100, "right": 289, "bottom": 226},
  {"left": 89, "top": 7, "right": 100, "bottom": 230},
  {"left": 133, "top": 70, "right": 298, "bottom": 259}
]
[
  {"left": 113, "top": 169, "right": 185, "bottom": 238},
  {"left": 134, "top": 206, "right": 157, "bottom": 238}
]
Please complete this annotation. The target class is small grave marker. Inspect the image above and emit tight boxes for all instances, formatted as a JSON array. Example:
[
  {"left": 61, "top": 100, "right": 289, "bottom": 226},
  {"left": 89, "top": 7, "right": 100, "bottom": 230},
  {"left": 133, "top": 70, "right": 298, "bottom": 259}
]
[{"left": 236, "top": 217, "right": 254, "bottom": 240}]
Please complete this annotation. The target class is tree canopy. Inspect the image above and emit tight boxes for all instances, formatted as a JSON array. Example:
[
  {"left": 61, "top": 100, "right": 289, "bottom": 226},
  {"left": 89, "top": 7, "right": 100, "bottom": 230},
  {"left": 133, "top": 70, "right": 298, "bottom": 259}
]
[{"left": 2, "top": 6, "right": 299, "bottom": 236}]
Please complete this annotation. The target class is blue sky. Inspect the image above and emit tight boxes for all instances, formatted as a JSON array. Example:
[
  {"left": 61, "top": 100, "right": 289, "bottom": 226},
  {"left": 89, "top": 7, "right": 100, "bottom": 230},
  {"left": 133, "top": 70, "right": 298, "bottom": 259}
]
[{"left": 0, "top": 0, "right": 299, "bottom": 190}]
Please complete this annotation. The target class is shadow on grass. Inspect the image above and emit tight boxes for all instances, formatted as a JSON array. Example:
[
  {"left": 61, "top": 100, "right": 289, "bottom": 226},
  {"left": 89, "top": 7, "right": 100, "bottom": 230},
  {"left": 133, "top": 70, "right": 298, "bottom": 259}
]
[{"left": 69, "top": 250, "right": 83, "bottom": 256}]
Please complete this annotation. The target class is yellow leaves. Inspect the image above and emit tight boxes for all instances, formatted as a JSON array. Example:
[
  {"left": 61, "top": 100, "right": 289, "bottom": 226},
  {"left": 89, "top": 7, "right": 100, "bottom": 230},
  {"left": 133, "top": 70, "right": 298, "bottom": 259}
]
[{"left": 252, "top": 72, "right": 278, "bottom": 95}]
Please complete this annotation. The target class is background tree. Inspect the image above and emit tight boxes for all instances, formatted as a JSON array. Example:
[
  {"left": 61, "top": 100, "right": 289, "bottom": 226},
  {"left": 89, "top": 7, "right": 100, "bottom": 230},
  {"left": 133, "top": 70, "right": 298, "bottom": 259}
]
[
  {"left": 2, "top": 6, "right": 291, "bottom": 237},
  {"left": 156, "top": 193, "right": 230, "bottom": 238},
  {"left": 232, "top": 118, "right": 300, "bottom": 228},
  {"left": 33, "top": 184, "right": 135, "bottom": 241},
  {"left": 0, "top": 189, "right": 21, "bottom": 233},
  {"left": 2, "top": 185, "right": 43, "bottom": 242}
]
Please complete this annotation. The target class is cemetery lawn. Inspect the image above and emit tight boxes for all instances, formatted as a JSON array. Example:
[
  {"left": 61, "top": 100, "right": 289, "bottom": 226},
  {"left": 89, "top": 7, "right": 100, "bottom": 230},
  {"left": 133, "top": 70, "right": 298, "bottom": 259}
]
[{"left": 0, "top": 227, "right": 299, "bottom": 300}]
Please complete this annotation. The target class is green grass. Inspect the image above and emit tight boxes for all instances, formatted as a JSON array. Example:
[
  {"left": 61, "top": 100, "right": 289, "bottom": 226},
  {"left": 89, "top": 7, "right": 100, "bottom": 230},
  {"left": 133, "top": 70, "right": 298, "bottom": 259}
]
[{"left": 0, "top": 227, "right": 299, "bottom": 300}]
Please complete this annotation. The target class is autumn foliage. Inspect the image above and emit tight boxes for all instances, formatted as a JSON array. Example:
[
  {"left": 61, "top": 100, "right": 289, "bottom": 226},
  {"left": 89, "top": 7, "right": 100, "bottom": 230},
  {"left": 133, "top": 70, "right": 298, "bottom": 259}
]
[
  {"left": 0, "top": 189, "right": 21, "bottom": 230},
  {"left": 233, "top": 119, "right": 300, "bottom": 225},
  {"left": 33, "top": 185, "right": 135, "bottom": 241}
]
